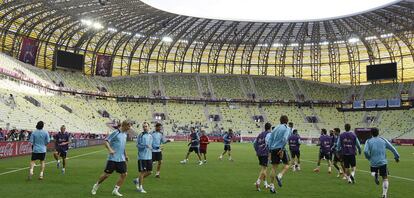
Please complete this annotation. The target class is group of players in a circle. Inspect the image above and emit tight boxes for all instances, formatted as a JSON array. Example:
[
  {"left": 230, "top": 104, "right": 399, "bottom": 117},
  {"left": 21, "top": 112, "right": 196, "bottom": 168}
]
[{"left": 27, "top": 114, "right": 400, "bottom": 198}]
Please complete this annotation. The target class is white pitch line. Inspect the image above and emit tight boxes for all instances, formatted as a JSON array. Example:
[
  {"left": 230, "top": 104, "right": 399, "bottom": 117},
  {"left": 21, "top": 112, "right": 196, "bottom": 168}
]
[
  {"left": 0, "top": 149, "right": 105, "bottom": 176},
  {"left": 300, "top": 159, "right": 414, "bottom": 182}
]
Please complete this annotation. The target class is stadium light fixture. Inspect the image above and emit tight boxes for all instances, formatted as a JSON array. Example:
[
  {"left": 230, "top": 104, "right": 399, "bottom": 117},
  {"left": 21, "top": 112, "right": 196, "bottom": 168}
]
[
  {"left": 334, "top": 40, "right": 345, "bottom": 44},
  {"left": 80, "top": 19, "right": 93, "bottom": 26},
  {"left": 257, "top": 43, "right": 268, "bottom": 47},
  {"left": 162, "top": 36, "right": 173, "bottom": 43},
  {"left": 348, "top": 37, "right": 360, "bottom": 43},
  {"left": 365, "top": 36, "right": 377, "bottom": 41},
  {"left": 92, "top": 22, "right": 104, "bottom": 29},
  {"left": 108, "top": 27, "right": 118, "bottom": 32},
  {"left": 380, "top": 33, "right": 394, "bottom": 38},
  {"left": 319, "top": 41, "right": 329, "bottom": 45},
  {"left": 140, "top": 0, "right": 399, "bottom": 22},
  {"left": 135, "top": 33, "right": 145, "bottom": 38},
  {"left": 289, "top": 43, "right": 299, "bottom": 47},
  {"left": 272, "top": 43, "right": 283, "bottom": 47},
  {"left": 122, "top": 31, "right": 132, "bottom": 35}
]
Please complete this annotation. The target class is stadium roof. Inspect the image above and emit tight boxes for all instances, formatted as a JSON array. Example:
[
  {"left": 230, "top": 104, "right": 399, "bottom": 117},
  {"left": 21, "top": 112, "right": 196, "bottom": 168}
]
[{"left": 0, "top": 0, "right": 413, "bottom": 84}]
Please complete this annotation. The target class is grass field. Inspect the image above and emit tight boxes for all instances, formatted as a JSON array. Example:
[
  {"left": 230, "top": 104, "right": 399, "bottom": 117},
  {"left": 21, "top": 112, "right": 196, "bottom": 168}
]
[{"left": 0, "top": 142, "right": 413, "bottom": 198}]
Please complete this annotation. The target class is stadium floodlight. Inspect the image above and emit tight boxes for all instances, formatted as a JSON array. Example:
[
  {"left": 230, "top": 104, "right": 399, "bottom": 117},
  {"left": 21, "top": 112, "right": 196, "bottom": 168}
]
[
  {"left": 365, "top": 36, "right": 377, "bottom": 41},
  {"left": 80, "top": 19, "right": 92, "bottom": 26},
  {"left": 135, "top": 33, "right": 145, "bottom": 38},
  {"left": 257, "top": 43, "right": 268, "bottom": 47},
  {"left": 348, "top": 37, "right": 360, "bottom": 43},
  {"left": 92, "top": 22, "right": 104, "bottom": 30},
  {"left": 319, "top": 41, "right": 329, "bottom": 45},
  {"left": 108, "top": 27, "right": 117, "bottom": 32},
  {"left": 178, "top": 39, "right": 188, "bottom": 43},
  {"left": 272, "top": 43, "right": 283, "bottom": 47},
  {"left": 122, "top": 31, "right": 132, "bottom": 35},
  {"left": 380, "top": 33, "right": 394, "bottom": 38},
  {"left": 334, "top": 40, "right": 345, "bottom": 44},
  {"left": 162, "top": 36, "right": 173, "bottom": 43},
  {"left": 289, "top": 43, "right": 299, "bottom": 47}
]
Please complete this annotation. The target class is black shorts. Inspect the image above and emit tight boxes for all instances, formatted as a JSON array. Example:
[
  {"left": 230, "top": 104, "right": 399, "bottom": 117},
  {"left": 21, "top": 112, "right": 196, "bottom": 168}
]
[
  {"left": 31, "top": 153, "right": 46, "bottom": 161},
  {"left": 343, "top": 155, "right": 356, "bottom": 168},
  {"left": 258, "top": 156, "right": 269, "bottom": 167},
  {"left": 319, "top": 151, "right": 331, "bottom": 160},
  {"left": 224, "top": 145, "right": 231, "bottom": 151},
  {"left": 152, "top": 152, "right": 162, "bottom": 161},
  {"left": 270, "top": 149, "right": 289, "bottom": 165},
  {"left": 200, "top": 148, "right": 207, "bottom": 154},
  {"left": 138, "top": 160, "right": 153, "bottom": 172},
  {"left": 56, "top": 148, "right": 68, "bottom": 158},
  {"left": 291, "top": 150, "right": 300, "bottom": 158},
  {"left": 188, "top": 147, "right": 199, "bottom": 153},
  {"left": 104, "top": 161, "right": 127, "bottom": 174},
  {"left": 371, "top": 165, "right": 388, "bottom": 177},
  {"left": 333, "top": 152, "right": 343, "bottom": 162}
]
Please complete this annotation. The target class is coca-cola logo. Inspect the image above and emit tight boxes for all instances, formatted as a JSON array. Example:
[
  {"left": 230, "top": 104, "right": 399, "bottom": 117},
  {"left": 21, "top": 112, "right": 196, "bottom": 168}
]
[
  {"left": 0, "top": 142, "right": 16, "bottom": 158},
  {"left": 18, "top": 142, "right": 32, "bottom": 155}
]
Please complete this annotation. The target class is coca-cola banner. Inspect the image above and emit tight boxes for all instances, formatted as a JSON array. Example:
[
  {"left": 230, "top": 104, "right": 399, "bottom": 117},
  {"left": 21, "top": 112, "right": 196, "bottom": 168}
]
[
  {"left": 0, "top": 141, "right": 32, "bottom": 159},
  {"left": 95, "top": 55, "right": 112, "bottom": 77},
  {"left": 19, "top": 37, "right": 39, "bottom": 65}
]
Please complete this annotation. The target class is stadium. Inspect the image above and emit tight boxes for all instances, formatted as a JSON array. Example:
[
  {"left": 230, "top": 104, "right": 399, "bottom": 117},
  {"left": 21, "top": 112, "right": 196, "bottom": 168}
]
[{"left": 0, "top": 0, "right": 413, "bottom": 197}]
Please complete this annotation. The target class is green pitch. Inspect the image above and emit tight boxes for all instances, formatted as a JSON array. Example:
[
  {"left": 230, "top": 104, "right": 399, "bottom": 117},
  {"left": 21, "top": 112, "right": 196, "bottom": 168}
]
[{"left": 0, "top": 142, "right": 412, "bottom": 198}]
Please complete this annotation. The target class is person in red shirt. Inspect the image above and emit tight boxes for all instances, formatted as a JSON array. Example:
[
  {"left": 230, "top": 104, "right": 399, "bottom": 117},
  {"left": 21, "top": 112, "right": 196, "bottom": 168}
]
[{"left": 199, "top": 130, "right": 210, "bottom": 163}]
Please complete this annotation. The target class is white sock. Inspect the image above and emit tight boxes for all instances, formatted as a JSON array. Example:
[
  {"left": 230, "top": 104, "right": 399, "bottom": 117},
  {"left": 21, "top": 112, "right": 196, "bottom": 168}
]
[
  {"left": 29, "top": 168, "right": 33, "bottom": 175},
  {"left": 140, "top": 185, "right": 143, "bottom": 189},
  {"left": 371, "top": 172, "right": 376, "bottom": 177},
  {"left": 95, "top": 182, "right": 100, "bottom": 186},
  {"left": 339, "top": 169, "right": 343, "bottom": 174},
  {"left": 40, "top": 172, "right": 44, "bottom": 177},
  {"left": 382, "top": 179, "right": 389, "bottom": 196},
  {"left": 114, "top": 185, "right": 120, "bottom": 191},
  {"left": 277, "top": 173, "right": 283, "bottom": 179},
  {"left": 351, "top": 171, "right": 355, "bottom": 177},
  {"left": 156, "top": 171, "right": 160, "bottom": 175},
  {"left": 328, "top": 167, "right": 332, "bottom": 172},
  {"left": 264, "top": 180, "right": 268, "bottom": 186},
  {"left": 57, "top": 160, "right": 60, "bottom": 163},
  {"left": 256, "top": 178, "right": 261, "bottom": 184}
]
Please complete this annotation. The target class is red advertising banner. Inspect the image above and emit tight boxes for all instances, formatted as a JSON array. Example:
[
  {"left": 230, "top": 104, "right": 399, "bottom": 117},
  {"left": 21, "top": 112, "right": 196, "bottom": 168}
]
[
  {"left": 95, "top": 54, "right": 112, "bottom": 77},
  {"left": 19, "top": 37, "right": 39, "bottom": 65},
  {"left": 0, "top": 141, "right": 32, "bottom": 159}
]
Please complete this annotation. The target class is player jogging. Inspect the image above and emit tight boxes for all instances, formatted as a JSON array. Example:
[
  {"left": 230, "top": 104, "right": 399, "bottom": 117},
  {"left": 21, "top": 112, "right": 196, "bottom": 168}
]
[
  {"left": 180, "top": 127, "right": 203, "bottom": 165},
  {"left": 219, "top": 129, "right": 233, "bottom": 161},
  {"left": 314, "top": 129, "right": 333, "bottom": 174},
  {"left": 364, "top": 128, "right": 400, "bottom": 198},
  {"left": 53, "top": 125, "right": 70, "bottom": 174},
  {"left": 332, "top": 128, "right": 345, "bottom": 179},
  {"left": 267, "top": 115, "right": 291, "bottom": 193},
  {"left": 151, "top": 123, "right": 170, "bottom": 178},
  {"left": 253, "top": 122, "right": 272, "bottom": 191},
  {"left": 337, "top": 123, "right": 361, "bottom": 184},
  {"left": 91, "top": 120, "right": 131, "bottom": 197},
  {"left": 199, "top": 130, "right": 210, "bottom": 163},
  {"left": 288, "top": 129, "right": 301, "bottom": 171},
  {"left": 133, "top": 122, "right": 153, "bottom": 193},
  {"left": 28, "top": 121, "right": 50, "bottom": 180}
]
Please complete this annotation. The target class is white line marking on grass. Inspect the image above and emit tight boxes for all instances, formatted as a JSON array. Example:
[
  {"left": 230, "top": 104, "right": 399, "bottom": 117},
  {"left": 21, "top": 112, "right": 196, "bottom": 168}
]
[
  {"left": 0, "top": 149, "right": 105, "bottom": 176},
  {"left": 300, "top": 159, "right": 414, "bottom": 182}
]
